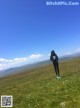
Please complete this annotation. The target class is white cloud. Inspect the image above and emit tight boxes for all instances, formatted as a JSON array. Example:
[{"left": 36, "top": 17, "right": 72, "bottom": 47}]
[
  {"left": 76, "top": 48, "right": 80, "bottom": 52},
  {"left": 29, "top": 54, "right": 42, "bottom": 59},
  {"left": 64, "top": 52, "right": 72, "bottom": 55},
  {"left": 0, "top": 54, "right": 43, "bottom": 70},
  {"left": 62, "top": 48, "right": 80, "bottom": 57},
  {"left": 0, "top": 63, "right": 7, "bottom": 70}
]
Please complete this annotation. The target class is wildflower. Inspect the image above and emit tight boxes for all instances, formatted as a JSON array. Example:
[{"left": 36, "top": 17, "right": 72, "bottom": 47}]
[{"left": 59, "top": 101, "right": 65, "bottom": 107}]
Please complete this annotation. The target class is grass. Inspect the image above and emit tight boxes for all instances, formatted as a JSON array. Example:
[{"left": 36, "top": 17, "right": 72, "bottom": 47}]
[{"left": 0, "top": 58, "right": 80, "bottom": 108}]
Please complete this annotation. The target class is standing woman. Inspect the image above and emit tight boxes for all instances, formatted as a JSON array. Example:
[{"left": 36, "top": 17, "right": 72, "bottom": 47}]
[{"left": 50, "top": 50, "right": 60, "bottom": 78}]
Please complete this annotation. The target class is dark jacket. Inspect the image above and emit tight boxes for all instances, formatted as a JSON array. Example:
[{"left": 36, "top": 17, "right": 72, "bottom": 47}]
[{"left": 50, "top": 52, "right": 58, "bottom": 63}]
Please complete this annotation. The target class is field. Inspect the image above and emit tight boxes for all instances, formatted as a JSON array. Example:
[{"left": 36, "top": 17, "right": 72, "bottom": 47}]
[{"left": 0, "top": 58, "right": 80, "bottom": 108}]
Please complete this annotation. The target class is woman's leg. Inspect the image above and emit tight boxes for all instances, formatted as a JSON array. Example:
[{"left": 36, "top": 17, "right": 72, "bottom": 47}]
[
  {"left": 56, "top": 62, "right": 60, "bottom": 76},
  {"left": 53, "top": 62, "right": 60, "bottom": 77},
  {"left": 53, "top": 62, "right": 58, "bottom": 76}
]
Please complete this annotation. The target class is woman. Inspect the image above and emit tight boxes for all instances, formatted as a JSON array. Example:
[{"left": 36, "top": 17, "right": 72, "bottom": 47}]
[{"left": 50, "top": 50, "right": 60, "bottom": 78}]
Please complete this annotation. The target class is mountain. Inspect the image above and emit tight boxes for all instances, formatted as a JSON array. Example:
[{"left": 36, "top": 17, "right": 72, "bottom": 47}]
[
  {"left": 0, "top": 60, "right": 51, "bottom": 78},
  {"left": 0, "top": 52, "right": 80, "bottom": 78},
  {"left": 60, "top": 52, "right": 80, "bottom": 60}
]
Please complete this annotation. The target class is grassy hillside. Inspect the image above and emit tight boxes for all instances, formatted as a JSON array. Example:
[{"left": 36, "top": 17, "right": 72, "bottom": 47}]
[{"left": 0, "top": 58, "right": 80, "bottom": 108}]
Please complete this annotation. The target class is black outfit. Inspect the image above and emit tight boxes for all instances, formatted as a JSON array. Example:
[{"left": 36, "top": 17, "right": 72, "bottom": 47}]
[{"left": 50, "top": 51, "right": 60, "bottom": 77}]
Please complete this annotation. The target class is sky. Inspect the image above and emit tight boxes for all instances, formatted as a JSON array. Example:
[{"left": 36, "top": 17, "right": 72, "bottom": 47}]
[{"left": 0, "top": 0, "right": 80, "bottom": 70}]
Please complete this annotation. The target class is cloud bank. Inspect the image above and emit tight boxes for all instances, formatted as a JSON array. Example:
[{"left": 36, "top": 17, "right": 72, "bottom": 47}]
[
  {"left": 64, "top": 48, "right": 80, "bottom": 56},
  {"left": 0, "top": 48, "right": 80, "bottom": 70},
  {"left": 0, "top": 54, "right": 43, "bottom": 70}
]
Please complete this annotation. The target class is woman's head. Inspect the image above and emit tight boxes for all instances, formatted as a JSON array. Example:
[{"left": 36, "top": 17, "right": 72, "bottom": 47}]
[{"left": 51, "top": 50, "right": 55, "bottom": 55}]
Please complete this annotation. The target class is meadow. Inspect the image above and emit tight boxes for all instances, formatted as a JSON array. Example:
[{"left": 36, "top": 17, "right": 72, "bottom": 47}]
[{"left": 0, "top": 58, "right": 80, "bottom": 108}]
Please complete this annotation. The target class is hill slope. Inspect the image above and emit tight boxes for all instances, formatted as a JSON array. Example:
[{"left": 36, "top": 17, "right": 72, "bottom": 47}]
[
  {"left": 0, "top": 52, "right": 80, "bottom": 78},
  {"left": 0, "top": 58, "right": 80, "bottom": 108}
]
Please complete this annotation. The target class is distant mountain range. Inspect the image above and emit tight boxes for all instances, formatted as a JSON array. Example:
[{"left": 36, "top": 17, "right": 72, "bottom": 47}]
[
  {"left": 0, "top": 60, "right": 51, "bottom": 78},
  {"left": 0, "top": 52, "right": 80, "bottom": 78},
  {"left": 60, "top": 52, "right": 80, "bottom": 60}
]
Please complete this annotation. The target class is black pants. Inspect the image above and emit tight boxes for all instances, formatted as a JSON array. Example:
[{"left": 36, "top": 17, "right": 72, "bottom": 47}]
[{"left": 52, "top": 61, "right": 60, "bottom": 76}]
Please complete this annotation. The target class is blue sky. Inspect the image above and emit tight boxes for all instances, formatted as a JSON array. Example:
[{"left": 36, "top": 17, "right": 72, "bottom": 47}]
[{"left": 0, "top": 0, "right": 80, "bottom": 70}]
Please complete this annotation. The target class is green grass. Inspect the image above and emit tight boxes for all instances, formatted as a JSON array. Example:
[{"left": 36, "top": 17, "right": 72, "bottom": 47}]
[{"left": 0, "top": 58, "right": 80, "bottom": 108}]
